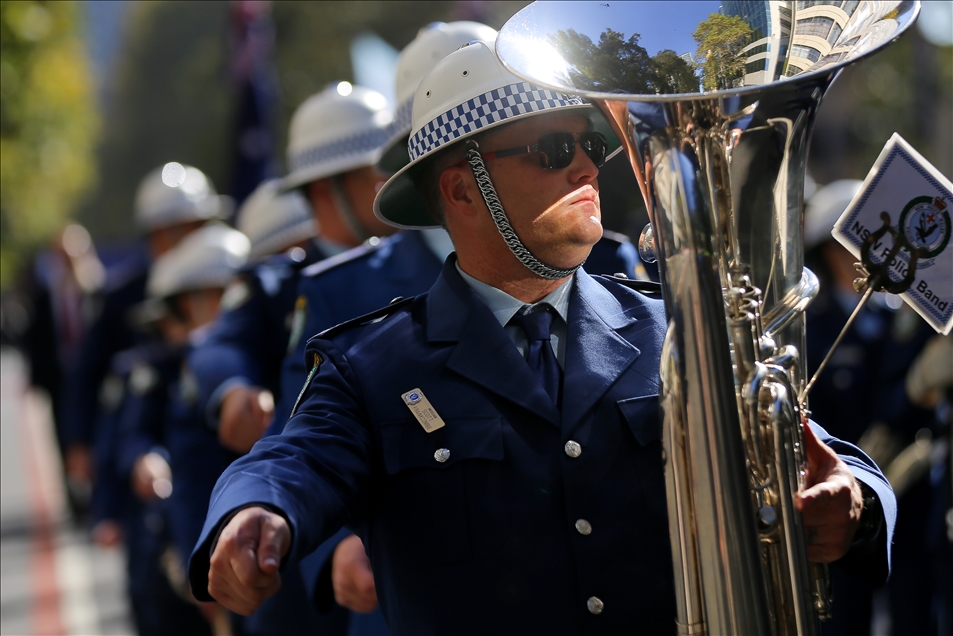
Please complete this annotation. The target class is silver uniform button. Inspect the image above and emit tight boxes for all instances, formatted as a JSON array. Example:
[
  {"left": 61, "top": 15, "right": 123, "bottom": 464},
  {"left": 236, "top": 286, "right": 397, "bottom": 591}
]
[
  {"left": 575, "top": 519, "right": 592, "bottom": 535},
  {"left": 564, "top": 440, "right": 582, "bottom": 458},
  {"left": 434, "top": 448, "right": 450, "bottom": 463},
  {"left": 587, "top": 596, "right": 604, "bottom": 615}
]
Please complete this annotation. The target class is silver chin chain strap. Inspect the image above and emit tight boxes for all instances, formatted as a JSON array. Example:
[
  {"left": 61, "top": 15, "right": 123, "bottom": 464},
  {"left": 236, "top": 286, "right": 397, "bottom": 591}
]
[
  {"left": 465, "top": 141, "right": 582, "bottom": 280},
  {"left": 329, "top": 176, "right": 370, "bottom": 243}
]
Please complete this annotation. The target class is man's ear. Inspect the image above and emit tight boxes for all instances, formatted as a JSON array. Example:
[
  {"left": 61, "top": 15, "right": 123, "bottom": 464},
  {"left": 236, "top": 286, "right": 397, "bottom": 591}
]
[{"left": 439, "top": 165, "right": 478, "bottom": 218}]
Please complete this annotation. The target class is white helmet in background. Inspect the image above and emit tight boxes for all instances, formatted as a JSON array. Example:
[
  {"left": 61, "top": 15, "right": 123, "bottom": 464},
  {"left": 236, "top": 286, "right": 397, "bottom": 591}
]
[
  {"left": 378, "top": 21, "right": 499, "bottom": 172},
  {"left": 236, "top": 179, "right": 315, "bottom": 260},
  {"left": 147, "top": 224, "right": 250, "bottom": 299},
  {"left": 280, "top": 83, "right": 394, "bottom": 191},
  {"left": 135, "top": 162, "right": 227, "bottom": 231},
  {"left": 805, "top": 179, "right": 863, "bottom": 250}
]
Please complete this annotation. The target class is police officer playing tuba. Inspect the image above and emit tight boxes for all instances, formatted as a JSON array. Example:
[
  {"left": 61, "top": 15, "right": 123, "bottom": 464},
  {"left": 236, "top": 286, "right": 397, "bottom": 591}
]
[{"left": 189, "top": 40, "right": 894, "bottom": 635}]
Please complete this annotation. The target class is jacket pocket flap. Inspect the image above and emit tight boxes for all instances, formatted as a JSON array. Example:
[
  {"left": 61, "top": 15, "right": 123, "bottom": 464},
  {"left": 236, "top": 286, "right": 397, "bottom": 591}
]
[
  {"left": 380, "top": 417, "right": 504, "bottom": 475},
  {"left": 616, "top": 395, "right": 661, "bottom": 447}
]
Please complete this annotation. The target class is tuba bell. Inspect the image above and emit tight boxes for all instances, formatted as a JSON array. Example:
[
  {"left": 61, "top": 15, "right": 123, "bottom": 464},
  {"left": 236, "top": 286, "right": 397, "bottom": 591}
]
[{"left": 497, "top": 2, "right": 920, "bottom": 634}]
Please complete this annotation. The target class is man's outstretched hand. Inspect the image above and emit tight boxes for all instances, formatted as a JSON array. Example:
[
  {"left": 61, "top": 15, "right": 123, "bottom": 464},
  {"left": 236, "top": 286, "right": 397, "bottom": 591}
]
[
  {"left": 795, "top": 422, "right": 865, "bottom": 563},
  {"left": 332, "top": 533, "right": 378, "bottom": 613},
  {"left": 207, "top": 506, "right": 290, "bottom": 615},
  {"left": 219, "top": 386, "right": 274, "bottom": 453}
]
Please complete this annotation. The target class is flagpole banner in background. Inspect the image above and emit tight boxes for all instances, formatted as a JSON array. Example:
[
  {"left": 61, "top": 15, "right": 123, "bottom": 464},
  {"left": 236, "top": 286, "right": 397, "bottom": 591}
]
[
  {"left": 834, "top": 133, "right": 953, "bottom": 335},
  {"left": 228, "top": 0, "right": 281, "bottom": 209}
]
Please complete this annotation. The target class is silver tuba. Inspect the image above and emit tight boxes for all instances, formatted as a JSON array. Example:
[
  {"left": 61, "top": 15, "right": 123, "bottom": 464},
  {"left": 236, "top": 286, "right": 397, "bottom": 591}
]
[{"left": 497, "top": 2, "right": 919, "bottom": 634}]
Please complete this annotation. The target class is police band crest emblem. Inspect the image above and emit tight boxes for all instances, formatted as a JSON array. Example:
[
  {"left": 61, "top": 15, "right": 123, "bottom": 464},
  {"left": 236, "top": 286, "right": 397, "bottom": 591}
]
[{"left": 899, "top": 195, "right": 950, "bottom": 269}]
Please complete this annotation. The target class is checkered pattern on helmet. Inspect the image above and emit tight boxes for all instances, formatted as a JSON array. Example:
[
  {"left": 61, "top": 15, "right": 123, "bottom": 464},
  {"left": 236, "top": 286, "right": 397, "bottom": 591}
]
[
  {"left": 408, "top": 82, "right": 584, "bottom": 162},
  {"left": 290, "top": 127, "right": 392, "bottom": 173}
]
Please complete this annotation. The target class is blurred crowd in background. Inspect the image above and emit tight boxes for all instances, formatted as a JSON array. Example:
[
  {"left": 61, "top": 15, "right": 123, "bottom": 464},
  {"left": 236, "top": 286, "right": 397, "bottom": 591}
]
[{"left": 0, "top": 1, "right": 951, "bottom": 635}]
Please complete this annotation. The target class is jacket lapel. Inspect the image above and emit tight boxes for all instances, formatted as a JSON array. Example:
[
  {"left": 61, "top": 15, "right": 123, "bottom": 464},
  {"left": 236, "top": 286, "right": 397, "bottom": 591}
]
[
  {"left": 561, "top": 271, "right": 643, "bottom": 433},
  {"left": 426, "top": 260, "right": 561, "bottom": 426}
]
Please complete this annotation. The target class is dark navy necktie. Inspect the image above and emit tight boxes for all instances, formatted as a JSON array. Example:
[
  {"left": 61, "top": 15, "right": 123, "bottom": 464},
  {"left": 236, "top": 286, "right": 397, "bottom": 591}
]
[{"left": 510, "top": 306, "right": 562, "bottom": 406}]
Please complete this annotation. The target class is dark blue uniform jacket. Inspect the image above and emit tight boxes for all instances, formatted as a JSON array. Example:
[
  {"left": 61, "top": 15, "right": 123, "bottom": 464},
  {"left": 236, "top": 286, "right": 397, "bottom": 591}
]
[
  {"left": 190, "top": 260, "right": 895, "bottom": 635},
  {"left": 117, "top": 341, "right": 240, "bottom": 568},
  {"left": 272, "top": 230, "right": 643, "bottom": 431},
  {"left": 62, "top": 251, "right": 149, "bottom": 447},
  {"left": 188, "top": 243, "right": 324, "bottom": 429},
  {"left": 262, "top": 229, "right": 643, "bottom": 632}
]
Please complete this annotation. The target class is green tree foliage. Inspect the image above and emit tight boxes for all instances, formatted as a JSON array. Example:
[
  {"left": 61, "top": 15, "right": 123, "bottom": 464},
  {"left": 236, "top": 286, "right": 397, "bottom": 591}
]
[
  {"left": 652, "top": 49, "right": 700, "bottom": 94},
  {"left": 809, "top": 28, "right": 952, "bottom": 184},
  {"left": 549, "top": 28, "right": 655, "bottom": 94},
  {"left": 548, "top": 29, "right": 698, "bottom": 95},
  {"left": 271, "top": 1, "right": 527, "bottom": 128},
  {"left": 693, "top": 13, "right": 752, "bottom": 91},
  {"left": 78, "top": 0, "right": 232, "bottom": 242},
  {"left": 0, "top": 0, "right": 98, "bottom": 288},
  {"left": 78, "top": 1, "right": 529, "bottom": 243}
]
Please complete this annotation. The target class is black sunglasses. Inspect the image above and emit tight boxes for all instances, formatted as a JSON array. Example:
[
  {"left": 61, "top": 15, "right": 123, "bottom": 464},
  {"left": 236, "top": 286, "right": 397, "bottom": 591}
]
[{"left": 478, "top": 131, "right": 608, "bottom": 170}]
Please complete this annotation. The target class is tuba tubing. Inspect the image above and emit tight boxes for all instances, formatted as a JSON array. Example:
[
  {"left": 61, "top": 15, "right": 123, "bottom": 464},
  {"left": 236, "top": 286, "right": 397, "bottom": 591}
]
[
  {"left": 595, "top": 89, "right": 829, "bottom": 635},
  {"left": 496, "top": 2, "right": 921, "bottom": 633}
]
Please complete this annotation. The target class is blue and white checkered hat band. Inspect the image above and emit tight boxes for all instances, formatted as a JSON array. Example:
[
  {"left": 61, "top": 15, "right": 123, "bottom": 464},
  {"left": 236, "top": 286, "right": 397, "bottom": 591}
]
[
  {"left": 390, "top": 99, "right": 414, "bottom": 138},
  {"left": 408, "top": 82, "right": 585, "bottom": 162},
  {"left": 289, "top": 127, "right": 392, "bottom": 173}
]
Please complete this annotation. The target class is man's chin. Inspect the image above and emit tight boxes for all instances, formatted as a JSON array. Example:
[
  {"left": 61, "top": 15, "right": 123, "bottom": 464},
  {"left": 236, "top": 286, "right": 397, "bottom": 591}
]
[{"left": 541, "top": 244, "right": 595, "bottom": 271}]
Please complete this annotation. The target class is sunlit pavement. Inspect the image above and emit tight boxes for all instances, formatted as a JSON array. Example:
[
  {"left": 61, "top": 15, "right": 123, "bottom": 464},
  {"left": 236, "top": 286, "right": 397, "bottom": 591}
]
[{"left": 1, "top": 347, "right": 132, "bottom": 636}]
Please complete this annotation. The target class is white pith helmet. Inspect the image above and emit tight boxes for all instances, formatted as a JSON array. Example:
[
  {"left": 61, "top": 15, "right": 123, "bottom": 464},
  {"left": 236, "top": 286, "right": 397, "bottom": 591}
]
[
  {"left": 135, "top": 162, "right": 226, "bottom": 231},
  {"left": 805, "top": 179, "right": 863, "bottom": 249},
  {"left": 147, "top": 223, "right": 250, "bottom": 299},
  {"left": 374, "top": 40, "right": 621, "bottom": 229},
  {"left": 280, "top": 83, "right": 394, "bottom": 191},
  {"left": 236, "top": 179, "right": 315, "bottom": 260},
  {"left": 379, "top": 21, "right": 499, "bottom": 172}
]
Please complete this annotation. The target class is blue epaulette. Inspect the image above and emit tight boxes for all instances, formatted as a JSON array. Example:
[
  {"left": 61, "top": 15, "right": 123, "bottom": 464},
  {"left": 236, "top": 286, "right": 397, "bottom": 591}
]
[
  {"left": 310, "top": 295, "right": 416, "bottom": 342},
  {"left": 291, "top": 295, "right": 416, "bottom": 419},
  {"left": 239, "top": 251, "right": 295, "bottom": 277},
  {"left": 599, "top": 273, "right": 663, "bottom": 295},
  {"left": 300, "top": 238, "right": 387, "bottom": 279},
  {"left": 600, "top": 229, "right": 632, "bottom": 246},
  {"left": 110, "top": 340, "right": 182, "bottom": 376}
]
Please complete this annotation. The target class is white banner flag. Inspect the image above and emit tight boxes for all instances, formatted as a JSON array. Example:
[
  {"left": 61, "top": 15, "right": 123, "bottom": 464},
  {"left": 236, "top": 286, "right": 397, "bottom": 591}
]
[{"left": 833, "top": 133, "right": 953, "bottom": 335}]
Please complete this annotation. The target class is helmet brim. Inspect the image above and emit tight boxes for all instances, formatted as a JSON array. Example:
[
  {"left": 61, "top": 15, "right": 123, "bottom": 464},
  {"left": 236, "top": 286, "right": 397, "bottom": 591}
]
[
  {"left": 374, "top": 104, "right": 622, "bottom": 229},
  {"left": 277, "top": 147, "right": 390, "bottom": 194}
]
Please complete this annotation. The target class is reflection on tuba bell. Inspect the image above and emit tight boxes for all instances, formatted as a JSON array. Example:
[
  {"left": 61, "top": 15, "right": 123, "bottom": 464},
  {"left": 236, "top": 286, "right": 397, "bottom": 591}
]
[{"left": 497, "top": 2, "right": 920, "bottom": 634}]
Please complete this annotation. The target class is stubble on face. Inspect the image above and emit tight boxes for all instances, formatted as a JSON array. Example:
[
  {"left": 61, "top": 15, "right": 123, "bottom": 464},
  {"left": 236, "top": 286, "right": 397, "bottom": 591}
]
[{"left": 477, "top": 111, "right": 604, "bottom": 270}]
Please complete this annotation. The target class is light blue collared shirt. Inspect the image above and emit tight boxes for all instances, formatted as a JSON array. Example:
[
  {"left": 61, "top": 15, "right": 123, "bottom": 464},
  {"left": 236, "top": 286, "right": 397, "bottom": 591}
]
[
  {"left": 455, "top": 262, "right": 571, "bottom": 368},
  {"left": 420, "top": 227, "right": 455, "bottom": 263}
]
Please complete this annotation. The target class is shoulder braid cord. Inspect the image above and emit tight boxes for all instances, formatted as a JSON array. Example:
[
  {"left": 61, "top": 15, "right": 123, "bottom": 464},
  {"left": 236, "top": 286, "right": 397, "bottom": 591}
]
[{"left": 465, "top": 142, "right": 583, "bottom": 281}]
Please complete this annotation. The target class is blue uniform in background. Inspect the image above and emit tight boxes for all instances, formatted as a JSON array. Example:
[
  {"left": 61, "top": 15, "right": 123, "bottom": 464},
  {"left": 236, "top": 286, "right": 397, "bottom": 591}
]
[
  {"left": 108, "top": 340, "right": 213, "bottom": 636},
  {"left": 163, "top": 335, "right": 243, "bottom": 573},
  {"left": 805, "top": 283, "right": 938, "bottom": 636},
  {"left": 61, "top": 249, "right": 149, "bottom": 451},
  {"left": 187, "top": 239, "right": 352, "bottom": 636},
  {"left": 188, "top": 241, "right": 326, "bottom": 431},
  {"left": 89, "top": 348, "right": 136, "bottom": 531},
  {"left": 191, "top": 260, "right": 895, "bottom": 635}
]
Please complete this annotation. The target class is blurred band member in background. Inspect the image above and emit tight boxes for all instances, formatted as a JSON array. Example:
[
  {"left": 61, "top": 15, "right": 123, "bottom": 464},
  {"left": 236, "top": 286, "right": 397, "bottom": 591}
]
[
  {"left": 22, "top": 224, "right": 104, "bottom": 513},
  {"left": 804, "top": 180, "right": 942, "bottom": 636},
  {"left": 187, "top": 82, "right": 397, "bottom": 636},
  {"left": 59, "top": 163, "right": 226, "bottom": 518}
]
